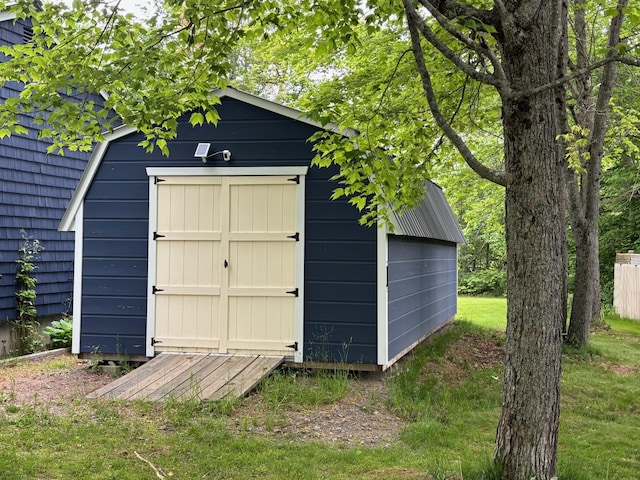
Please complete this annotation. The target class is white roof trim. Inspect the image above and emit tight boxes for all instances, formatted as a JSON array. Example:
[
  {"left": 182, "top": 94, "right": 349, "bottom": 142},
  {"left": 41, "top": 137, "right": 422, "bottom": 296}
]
[
  {"left": 58, "top": 88, "right": 355, "bottom": 232},
  {"left": 58, "top": 125, "right": 137, "bottom": 231},
  {"left": 0, "top": 11, "right": 17, "bottom": 22}
]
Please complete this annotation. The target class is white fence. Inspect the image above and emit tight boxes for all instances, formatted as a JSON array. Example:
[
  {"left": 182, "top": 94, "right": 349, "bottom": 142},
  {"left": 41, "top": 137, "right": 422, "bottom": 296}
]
[{"left": 613, "top": 253, "right": 640, "bottom": 320}]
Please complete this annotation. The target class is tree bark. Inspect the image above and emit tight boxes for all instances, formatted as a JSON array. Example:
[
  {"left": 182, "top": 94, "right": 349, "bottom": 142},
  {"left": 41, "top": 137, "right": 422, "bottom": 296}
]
[
  {"left": 493, "top": 2, "right": 565, "bottom": 478},
  {"left": 403, "top": 0, "right": 567, "bottom": 477}
]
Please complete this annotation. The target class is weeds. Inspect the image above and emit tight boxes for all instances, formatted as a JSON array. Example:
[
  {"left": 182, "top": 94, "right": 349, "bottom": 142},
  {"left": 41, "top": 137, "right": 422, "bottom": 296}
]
[
  {"left": 11, "top": 230, "right": 44, "bottom": 355},
  {"left": 258, "top": 367, "right": 350, "bottom": 411}
]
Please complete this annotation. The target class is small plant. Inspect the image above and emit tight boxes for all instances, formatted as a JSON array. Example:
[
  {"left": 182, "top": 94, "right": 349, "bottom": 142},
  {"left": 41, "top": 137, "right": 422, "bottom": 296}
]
[
  {"left": 43, "top": 317, "right": 73, "bottom": 348},
  {"left": 12, "top": 230, "right": 44, "bottom": 355}
]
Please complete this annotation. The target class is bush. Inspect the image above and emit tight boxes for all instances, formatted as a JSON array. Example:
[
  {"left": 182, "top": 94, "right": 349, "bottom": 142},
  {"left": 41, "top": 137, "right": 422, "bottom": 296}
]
[
  {"left": 43, "top": 317, "right": 72, "bottom": 348},
  {"left": 459, "top": 268, "right": 507, "bottom": 296}
]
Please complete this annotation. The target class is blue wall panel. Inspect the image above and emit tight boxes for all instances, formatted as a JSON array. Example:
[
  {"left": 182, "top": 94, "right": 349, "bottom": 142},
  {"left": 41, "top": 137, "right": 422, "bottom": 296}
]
[
  {"left": 387, "top": 236, "right": 458, "bottom": 360},
  {"left": 79, "top": 98, "right": 378, "bottom": 362}
]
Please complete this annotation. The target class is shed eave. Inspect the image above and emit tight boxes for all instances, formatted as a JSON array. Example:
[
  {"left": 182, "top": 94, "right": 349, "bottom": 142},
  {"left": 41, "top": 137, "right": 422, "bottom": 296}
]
[{"left": 58, "top": 124, "right": 137, "bottom": 232}]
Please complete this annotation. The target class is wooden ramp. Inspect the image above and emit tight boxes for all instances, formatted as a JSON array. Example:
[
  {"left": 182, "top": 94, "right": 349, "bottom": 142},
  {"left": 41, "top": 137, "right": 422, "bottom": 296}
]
[{"left": 87, "top": 353, "right": 284, "bottom": 402}]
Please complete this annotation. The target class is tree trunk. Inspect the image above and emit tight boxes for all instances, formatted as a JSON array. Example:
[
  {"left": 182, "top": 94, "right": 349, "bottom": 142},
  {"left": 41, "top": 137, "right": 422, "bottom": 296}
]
[
  {"left": 494, "top": 4, "right": 565, "bottom": 479},
  {"left": 567, "top": 219, "right": 599, "bottom": 346}
]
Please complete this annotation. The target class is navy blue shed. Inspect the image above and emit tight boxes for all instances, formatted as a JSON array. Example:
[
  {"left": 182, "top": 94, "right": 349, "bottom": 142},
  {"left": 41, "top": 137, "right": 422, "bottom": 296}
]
[{"left": 60, "top": 89, "right": 464, "bottom": 369}]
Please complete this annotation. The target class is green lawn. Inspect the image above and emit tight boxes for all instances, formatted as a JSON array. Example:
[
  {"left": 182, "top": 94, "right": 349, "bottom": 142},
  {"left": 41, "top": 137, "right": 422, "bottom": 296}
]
[
  {"left": 457, "top": 295, "right": 507, "bottom": 330},
  {"left": 1, "top": 297, "right": 639, "bottom": 479}
]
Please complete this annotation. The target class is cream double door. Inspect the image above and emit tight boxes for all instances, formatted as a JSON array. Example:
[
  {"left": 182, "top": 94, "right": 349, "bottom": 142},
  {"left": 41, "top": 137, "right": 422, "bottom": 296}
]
[{"left": 151, "top": 175, "right": 298, "bottom": 355}]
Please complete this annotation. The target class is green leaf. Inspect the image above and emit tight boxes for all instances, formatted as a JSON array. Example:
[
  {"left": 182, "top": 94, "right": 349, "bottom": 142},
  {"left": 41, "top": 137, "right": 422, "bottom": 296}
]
[{"left": 190, "top": 112, "right": 205, "bottom": 126}]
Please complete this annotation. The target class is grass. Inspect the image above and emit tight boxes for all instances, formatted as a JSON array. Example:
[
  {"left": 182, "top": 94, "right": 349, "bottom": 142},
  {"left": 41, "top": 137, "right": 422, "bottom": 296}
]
[
  {"left": 1, "top": 296, "right": 639, "bottom": 479},
  {"left": 457, "top": 295, "right": 507, "bottom": 330}
]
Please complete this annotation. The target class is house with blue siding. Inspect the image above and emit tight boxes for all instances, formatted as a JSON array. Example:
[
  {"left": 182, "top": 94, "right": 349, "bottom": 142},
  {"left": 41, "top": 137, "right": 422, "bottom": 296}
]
[
  {"left": 60, "top": 88, "right": 464, "bottom": 369},
  {"left": 0, "top": 14, "right": 94, "bottom": 347}
]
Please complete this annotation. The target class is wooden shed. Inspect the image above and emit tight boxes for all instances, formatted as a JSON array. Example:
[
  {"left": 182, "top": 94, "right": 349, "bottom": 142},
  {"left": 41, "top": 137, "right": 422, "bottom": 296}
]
[{"left": 59, "top": 88, "right": 465, "bottom": 369}]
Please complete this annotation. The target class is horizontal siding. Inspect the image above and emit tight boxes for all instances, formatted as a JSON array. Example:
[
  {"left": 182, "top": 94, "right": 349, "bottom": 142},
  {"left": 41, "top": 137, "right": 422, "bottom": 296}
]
[
  {"left": 0, "top": 18, "right": 96, "bottom": 320},
  {"left": 303, "top": 165, "right": 377, "bottom": 364},
  {"left": 79, "top": 98, "right": 379, "bottom": 361},
  {"left": 387, "top": 237, "right": 458, "bottom": 360}
]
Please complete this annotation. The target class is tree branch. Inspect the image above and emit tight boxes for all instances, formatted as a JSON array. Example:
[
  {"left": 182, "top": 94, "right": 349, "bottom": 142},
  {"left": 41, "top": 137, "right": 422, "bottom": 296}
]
[
  {"left": 417, "top": 0, "right": 508, "bottom": 84},
  {"left": 511, "top": 53, "right": 621, "bottom": 99},
  {"left": 403, "top": 0, "right": 506, "bottom": 90},
  {"left": 585, "top": 0, "right": 629, "bottom": 219},
  {"left": 403, "top": 0, "right": 506, "bottom": 187}
]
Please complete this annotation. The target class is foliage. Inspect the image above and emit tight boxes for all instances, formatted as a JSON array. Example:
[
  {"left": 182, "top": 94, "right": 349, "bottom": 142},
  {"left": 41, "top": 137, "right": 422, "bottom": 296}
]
[
  {"left": 599, "top": 77, "right": 640, "bottom": 305},
  {"left": 43, "top": 317, "right": 73, "bottom": 349},
  {"left": 11, "top": 230, "right": 43, "bottom": 356},
  {"left": 458, "top": 269, "right": 506, "bottom": 297}
]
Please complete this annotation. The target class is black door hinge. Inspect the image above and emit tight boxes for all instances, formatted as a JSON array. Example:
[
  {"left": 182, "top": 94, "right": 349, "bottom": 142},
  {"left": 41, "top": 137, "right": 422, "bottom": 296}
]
[
  {"left": 286, "top": 232, "right": 299, "bottom": 241},
  {"left": 152, "top": 285, "right": 164, "bottom": 294},
  {"left": 286, "top": 341, "right": 298, "bottom": 351},
  {"left": 287, "top": 175, "right": 300, "bottom": 184},
  {"left": 286, "top": 288, "right": 299, "bottom": 297},
  {"left": 154, "top": 177, "right": 166, "bottom": 184},
  {"left": 153, "top": 232, "right": 166, "bottom": 240},
  {"left": 151, "top": 337, "right": 163, "bottom": 346}
]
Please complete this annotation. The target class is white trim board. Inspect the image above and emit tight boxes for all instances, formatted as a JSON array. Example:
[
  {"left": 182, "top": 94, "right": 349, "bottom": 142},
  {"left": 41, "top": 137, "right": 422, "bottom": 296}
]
[
  {"left": 146, "top": 166, "right": 309, "bottom": 177},
  {"left": 376, "top": 222, "right": 389, "bottom": 366},
  {"left": 58, "top": 125, "right": 137, "bottom": 232},
  {"left": 145, "top": 176, "right": 159, "bottom": 357},
  {"left": 71, "top": 203, "right": 84, "bottom": 354}
]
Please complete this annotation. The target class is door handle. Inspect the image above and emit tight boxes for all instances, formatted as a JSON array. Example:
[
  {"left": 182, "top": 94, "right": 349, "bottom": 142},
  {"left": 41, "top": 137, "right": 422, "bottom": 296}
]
[{"left": 224, "top": 259, "right": 228, "bottom": 268}]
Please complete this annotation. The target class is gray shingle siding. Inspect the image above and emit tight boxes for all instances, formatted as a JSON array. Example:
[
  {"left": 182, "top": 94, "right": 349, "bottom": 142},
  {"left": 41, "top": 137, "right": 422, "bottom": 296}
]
[{"left": 0, "top": 17, "right": 93, "bottom": 321}]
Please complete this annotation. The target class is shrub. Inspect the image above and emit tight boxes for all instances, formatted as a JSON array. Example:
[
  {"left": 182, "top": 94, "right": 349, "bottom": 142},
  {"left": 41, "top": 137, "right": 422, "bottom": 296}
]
[
  {"left": 43, "top": 317, "right": 73, "bottom": 348},
  {"left": 458, "top": 268, "right": 507, "bottom": 296}
]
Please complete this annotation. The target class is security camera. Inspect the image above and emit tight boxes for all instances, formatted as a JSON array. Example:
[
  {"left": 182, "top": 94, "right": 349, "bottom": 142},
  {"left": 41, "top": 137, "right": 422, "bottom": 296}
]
[{"left": 222, "top": 150, "right": 231, "bottom": 161}]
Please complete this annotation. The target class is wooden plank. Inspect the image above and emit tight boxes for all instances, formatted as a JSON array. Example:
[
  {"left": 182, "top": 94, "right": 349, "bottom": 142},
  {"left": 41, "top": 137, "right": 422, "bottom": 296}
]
[
  {"left": 207, "top": 355, "right": 284, "bottom": 400},
  {"left": 197, "top": 355, "right": 257, "bottom": 399},
  {"left": 148, "top": 355, "right": 233, "bottom": 401},
  {"left": 88, "top": 353, "right": 284, "bottom": 402},
  {"left": 86, "top": 353, "right": 177, "bottom": 399},
  {"left": 94, "top": 353, "right": 193, "bottom": 399},
  {"left": 125, "top": 354, "right": 211, "bottom": 400}
]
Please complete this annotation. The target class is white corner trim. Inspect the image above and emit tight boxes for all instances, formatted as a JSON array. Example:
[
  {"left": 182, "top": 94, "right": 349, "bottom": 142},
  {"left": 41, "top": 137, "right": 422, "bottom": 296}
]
[
  {"left": 145, "top": 176, "right": 159, "bottom": 357},
  {"left": 0, "top": 11, "right": 17, "bottom": 22},
  {"left": 294, "top": 175, "right": 306, "bottom": 363},
  {"left": 71, "top": 203, "right": 84, "bottom": 354},
  {"left": 146, "top": 166, "right": 309, "bottom": 177},
  {"left": 59, "top": 125, "right": 137, "bottom": 232},
  {"left": 376, "top": 221, "right": 389, "bottom": 366}
]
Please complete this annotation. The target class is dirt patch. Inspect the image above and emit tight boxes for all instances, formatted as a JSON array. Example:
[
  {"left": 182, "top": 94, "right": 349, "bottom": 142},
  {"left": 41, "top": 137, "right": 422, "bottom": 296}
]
[
  {"left": 603, "top": 362, "right": 638, "bottom": 376},
  {"left": 226, "top": 371, "right": 406, "bottom": 447},
  {"left": 0, "top": 353, "right": 113, "bottom": 406},
  {"left": 422, "top": 331, "right": 504, "bottom": 386}
]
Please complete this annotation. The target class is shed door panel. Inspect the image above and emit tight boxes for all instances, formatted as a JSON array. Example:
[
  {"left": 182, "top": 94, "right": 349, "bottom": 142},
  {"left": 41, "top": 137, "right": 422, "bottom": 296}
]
[
  {"left": 154, "top": 178, "right": 223, "bottom": 350},
  {"left": 153, "top": 176, "right": 296, "bottom": 355},
  {"left": 226, "top": 180, "right": 297, "bottom": 352}
]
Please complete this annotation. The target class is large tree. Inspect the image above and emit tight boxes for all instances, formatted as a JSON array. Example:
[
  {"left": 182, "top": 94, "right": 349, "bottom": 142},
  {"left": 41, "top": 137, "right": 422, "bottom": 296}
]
[{"left": 0, "top": 1, "right": 638, "bottom": 478}]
